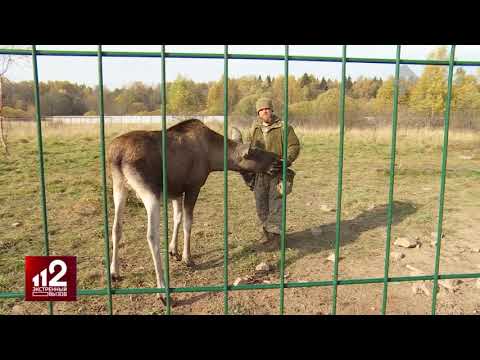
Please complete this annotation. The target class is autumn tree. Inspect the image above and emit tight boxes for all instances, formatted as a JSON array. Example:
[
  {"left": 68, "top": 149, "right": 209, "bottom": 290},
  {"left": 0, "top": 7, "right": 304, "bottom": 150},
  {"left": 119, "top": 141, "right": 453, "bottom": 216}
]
[
  {"left": 113, "top": 87, "right": 135, "bottom": 115},
  {"left": 205, "top": 76, "right": 240, "bottom": 115},
  {"left": 372, "top": 76, "right": 412, "bottom": 114},
  {"left": 289, "top": 87, "right": 359, "bottom": 127},
  {"left": 351, "top": 76, "right": 377, "bottom": 99},
  {"left": 271, "top": 75, "right": 303, "bottom": 115},
  {"left": 451, "top": 68, "right": 480, "bottom": 110},
  {"left": 166, "top": 75, "right": 203, "bottom": 115},
  {"left": 408, "top": 46, "right": 449, "bottom": 125},
  {"left": 235, "top": 75, "right": 264, "bottom": 99},
  {"left": 373, "top": 77, "right": 394, "bottom": 113},
  {"left": 289, "top": 100, "right": 316, "bottom": 121},
  {"left": 232, "top": 93, "right": 260, "bottom": 117},
  {"left": 327, "top": 78, "right": 339, "bottom": 90}
]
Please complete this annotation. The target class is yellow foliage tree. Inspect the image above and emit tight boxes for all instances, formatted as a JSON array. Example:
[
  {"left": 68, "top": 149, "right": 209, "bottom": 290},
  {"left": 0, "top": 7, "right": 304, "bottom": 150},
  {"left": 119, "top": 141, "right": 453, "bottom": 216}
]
[
  {"left": 272, "top": 75, "right": 303, "bottom": 111},
  {"left": 205, "top": 76, "right": 239, "bottom": 115},
  {"left": 374, "top": 78, "right": 394, "bottom": 113},
  {"left": 314, "top": 87, "right": 359, "bottom": 113},
  {"left": 451, "top": 68, "right": 480, "bottom": 112},
  {"left": 350, "top": 76, "right": 382, "bottom": 100},
  {"left": 289, "top": 100, "right": 316, "bottom": 118},
  {"left": 168, "top": 75, "right": 201, "bottom": 115},
  {"left": 408, "top": 46, "right": 448, "bottom": 122},
  {"left": 373, "top": 76, "right": 411, "bottom": 114}
]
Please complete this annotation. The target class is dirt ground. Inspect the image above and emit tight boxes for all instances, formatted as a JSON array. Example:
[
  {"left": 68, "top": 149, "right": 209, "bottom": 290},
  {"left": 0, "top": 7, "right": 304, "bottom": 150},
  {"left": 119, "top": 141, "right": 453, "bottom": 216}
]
[
  {"left": 1, "top": 124, "right": 479, "bottom": 315},
  {"left": 141, "top": 203, "right": 480, "bottom": 316}
]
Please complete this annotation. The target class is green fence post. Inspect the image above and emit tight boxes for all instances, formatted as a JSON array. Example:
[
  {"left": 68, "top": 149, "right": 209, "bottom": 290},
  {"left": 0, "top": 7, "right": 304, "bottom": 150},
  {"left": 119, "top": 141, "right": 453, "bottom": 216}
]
[
  {"left": 223, "top": 44, "right": 229, "bottom": 315},
  {"left": 431, "top": 45, "right": 456, "bottom": 315},
  {"left": 331, "top": 45, "right": 347, "bottom": 315},
  {"left": 97, "top": 45, "right": 114, "bottom": 315},
  {"left": 279, "top": 45, "right": 289, "bottom": 315},
  {"left": 381, "top": 45, "right": 401, "bottom": 315},
  {"left": 161, "top": 45, "right": 171, "bottom": 314},
  {"left": 31, "top": 45, "right": 53, "bottom": 315}
]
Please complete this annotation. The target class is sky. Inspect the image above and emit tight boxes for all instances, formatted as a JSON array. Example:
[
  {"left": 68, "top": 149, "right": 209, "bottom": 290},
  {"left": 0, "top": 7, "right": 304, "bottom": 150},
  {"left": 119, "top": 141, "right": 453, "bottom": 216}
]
[{"left": 2, "top": 45, "right": 480, "bottom": 89}]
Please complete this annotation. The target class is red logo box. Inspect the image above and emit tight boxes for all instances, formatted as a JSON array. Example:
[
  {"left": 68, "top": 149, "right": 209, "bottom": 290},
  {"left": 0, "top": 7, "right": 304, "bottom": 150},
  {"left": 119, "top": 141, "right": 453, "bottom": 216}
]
[{"left": 25, "top": 256, "right": 77, "bottom": 301}]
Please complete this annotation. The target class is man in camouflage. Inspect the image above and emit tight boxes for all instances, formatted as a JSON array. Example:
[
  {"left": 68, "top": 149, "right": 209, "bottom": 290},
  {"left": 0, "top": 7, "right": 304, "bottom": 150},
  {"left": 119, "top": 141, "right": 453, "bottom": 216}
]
[{"left": 246, "top": 97, "right": 300, "bottom": 245}]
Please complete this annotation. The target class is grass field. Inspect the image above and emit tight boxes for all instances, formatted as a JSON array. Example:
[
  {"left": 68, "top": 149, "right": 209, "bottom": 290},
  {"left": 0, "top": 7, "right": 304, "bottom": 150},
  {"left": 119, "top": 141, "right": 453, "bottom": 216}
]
[{"left": 1, "top": 121, "right": 479, "bottom": 314}]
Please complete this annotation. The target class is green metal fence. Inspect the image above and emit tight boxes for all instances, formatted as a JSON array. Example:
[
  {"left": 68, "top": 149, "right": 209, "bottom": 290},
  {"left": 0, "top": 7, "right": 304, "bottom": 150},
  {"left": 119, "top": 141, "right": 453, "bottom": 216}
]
[{"left": 1, "top": 45, "right": 479, "bottom": 315}]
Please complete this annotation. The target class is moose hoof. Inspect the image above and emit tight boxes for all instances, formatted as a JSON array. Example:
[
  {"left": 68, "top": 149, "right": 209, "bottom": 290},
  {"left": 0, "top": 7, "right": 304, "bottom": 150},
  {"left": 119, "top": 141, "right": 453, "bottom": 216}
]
[
  {"left": 111, "top": 273, "right": 121, "bottom": 281},
  {"left": 169, "top": 251, "right": 182, "bottom": 261},
  {"left": 157, "top": 294, "right": 175, "bottom": 308},
  {"left": 183, "top": 258, "right": 195, "bottom": 267}
]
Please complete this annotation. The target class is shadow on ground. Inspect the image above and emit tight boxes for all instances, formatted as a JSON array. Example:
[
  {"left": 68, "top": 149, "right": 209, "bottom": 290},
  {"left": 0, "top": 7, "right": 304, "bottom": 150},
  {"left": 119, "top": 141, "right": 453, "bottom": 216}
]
[{"left": 193, "top": 200, "right": 418, "bottom": 271}]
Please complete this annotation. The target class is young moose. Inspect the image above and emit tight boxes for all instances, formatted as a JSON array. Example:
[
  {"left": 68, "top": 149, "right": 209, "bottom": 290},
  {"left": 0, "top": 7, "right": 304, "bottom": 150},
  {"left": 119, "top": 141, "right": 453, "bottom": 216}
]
[{"left": 107, "top": 119, "right": 281, "bottom": 304}]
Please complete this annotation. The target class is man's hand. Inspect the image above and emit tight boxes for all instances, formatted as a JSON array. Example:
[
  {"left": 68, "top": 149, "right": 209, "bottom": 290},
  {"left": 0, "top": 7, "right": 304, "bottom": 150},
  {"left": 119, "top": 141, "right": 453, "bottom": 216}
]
[{"left": 273, "top": 159, "right": 292, "bottom": 171}]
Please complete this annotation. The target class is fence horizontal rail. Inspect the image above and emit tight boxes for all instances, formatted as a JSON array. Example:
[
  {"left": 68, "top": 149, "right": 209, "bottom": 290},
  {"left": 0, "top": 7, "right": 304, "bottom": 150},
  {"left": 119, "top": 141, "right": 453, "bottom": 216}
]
[
  {"left": 1, "top": 48, "right": 480, "bottom": 67},
  {"left": 2, "top": 272, "right": 479, "bottom": 299}
]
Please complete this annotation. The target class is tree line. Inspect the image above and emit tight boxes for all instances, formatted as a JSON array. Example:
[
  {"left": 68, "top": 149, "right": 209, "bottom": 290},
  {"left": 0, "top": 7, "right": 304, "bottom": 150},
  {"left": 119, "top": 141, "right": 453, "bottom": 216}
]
[
  {"left": 0, "top": 73, "right": 352, "bottom": 117},
  {"left": 2, "top": 46, "right": 480, "bottom": 129}
]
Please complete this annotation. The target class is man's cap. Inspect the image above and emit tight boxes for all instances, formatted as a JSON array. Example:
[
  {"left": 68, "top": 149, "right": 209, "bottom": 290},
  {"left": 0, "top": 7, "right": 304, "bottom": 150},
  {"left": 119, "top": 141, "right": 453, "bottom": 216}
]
[{"left": 256, "top": 97, "right": 273, "bottom": 114}]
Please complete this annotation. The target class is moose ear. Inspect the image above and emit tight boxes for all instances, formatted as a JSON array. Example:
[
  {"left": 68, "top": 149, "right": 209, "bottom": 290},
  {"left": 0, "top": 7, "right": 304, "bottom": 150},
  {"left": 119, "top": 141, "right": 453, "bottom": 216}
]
[{"left": 230, "top": 127, "right": 243, "bottom": 143}]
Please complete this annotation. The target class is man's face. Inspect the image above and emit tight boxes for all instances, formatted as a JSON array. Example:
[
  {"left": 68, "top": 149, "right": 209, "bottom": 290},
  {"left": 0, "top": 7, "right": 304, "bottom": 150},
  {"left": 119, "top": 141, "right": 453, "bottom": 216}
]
[{"left": 258, "top": 108, "right": 273, "bottom": 123}]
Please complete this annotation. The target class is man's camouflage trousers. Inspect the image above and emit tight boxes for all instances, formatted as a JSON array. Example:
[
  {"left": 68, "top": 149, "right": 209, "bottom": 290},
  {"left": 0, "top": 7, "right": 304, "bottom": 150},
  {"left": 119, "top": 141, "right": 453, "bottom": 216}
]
[{"left": 254, "top": 173, "right": 291, "bottom": 234}]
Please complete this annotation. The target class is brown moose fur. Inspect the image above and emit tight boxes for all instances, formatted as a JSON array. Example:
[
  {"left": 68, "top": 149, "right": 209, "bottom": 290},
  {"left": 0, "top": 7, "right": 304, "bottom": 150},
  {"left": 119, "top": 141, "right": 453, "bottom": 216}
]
[
  {"left": 108, "top": 119, "right": 279, "bottom": 198},
  {"left": 106, "top": 119, "right": 280, "bottom": 304}
]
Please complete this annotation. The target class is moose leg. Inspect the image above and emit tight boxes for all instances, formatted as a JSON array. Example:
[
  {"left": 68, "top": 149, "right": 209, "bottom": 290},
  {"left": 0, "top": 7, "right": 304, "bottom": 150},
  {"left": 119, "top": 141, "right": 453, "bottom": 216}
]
[
  {"left": 143, "top": 192, "right": 168, "bottom": 301},
  {"left": 182, "top": 188, "right": 200, "bottom": 267},
  {"left": 123, "top": 166, "right": 167, "bottom": 303},
  {"left": 169, "top": 196, "right": 183, "bottom": 261},
  {"left": 110, "top": 167, "right": 127, "bottom": 280}
]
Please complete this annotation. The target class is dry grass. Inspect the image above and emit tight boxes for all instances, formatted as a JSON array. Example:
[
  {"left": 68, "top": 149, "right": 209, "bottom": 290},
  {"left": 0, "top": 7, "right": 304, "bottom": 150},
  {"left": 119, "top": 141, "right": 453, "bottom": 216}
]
[
  {"left": 5, "top": 121, "right": 480, "bottom": 148},
  {"left": 1, "top": 122, "right": 479, "bottom": 315}
]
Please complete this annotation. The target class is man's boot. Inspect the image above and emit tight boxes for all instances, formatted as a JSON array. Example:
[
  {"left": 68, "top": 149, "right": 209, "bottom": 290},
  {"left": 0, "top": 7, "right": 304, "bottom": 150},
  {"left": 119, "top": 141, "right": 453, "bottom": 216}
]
[
  {"left": 267, "top": 232, "right": 281, "bottom": 245},
  {"left": 260, "top": 230, "right": 281, "bottom": 248},
  {"left": 259, "top": 227, "right": 271, "bottom": 245}
]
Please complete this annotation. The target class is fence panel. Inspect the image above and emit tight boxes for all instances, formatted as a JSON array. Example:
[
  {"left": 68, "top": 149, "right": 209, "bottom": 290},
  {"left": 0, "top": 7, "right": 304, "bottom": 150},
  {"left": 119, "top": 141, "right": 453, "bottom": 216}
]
[{"left": 0, "top": 45, "right": 479, "bottom": 315}]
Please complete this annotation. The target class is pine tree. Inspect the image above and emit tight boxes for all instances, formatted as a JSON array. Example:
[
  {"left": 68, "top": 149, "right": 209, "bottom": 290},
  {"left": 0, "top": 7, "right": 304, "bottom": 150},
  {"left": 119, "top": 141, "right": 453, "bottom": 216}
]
[
  {"left": 345, "top": 76, "right": 353, "bottom": 95},
  {"left": 266, "top": 75, "right": 272, "bottom": 88},
  {"left": 319, "top": 77, "right": 328, "bottom": 91},
  {"left": 299, "top": 73, "right": 311, "bottom": 88}
]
